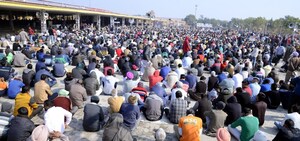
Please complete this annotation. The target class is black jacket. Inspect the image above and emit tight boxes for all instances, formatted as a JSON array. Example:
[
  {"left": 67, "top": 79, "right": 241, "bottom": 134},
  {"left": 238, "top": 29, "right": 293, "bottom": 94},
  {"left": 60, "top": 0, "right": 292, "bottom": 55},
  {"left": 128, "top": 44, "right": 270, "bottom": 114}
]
[
  {"left": 273, "top": 127, "right": 300, "bottom": 141},
  {"left": 7, "top": 116, "right": 35, "bottom": 141},
  {"left": 22, "top": 69, "right": 35, "bottom": 87},
  {"left": 223, "top": 96, "right": 242, "bottom": 125},
  {"left": 194, "top": 97, "right": 212, "bottom": 123},
  {"left": 83, "top": 103, "right": 104, "bottom": 132}
]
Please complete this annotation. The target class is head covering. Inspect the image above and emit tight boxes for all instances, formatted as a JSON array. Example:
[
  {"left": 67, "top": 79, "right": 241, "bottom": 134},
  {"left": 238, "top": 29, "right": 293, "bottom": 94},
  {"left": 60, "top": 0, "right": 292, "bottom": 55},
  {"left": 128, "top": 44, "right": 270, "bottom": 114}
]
[
  {"left": 128, "top": 95, "right": 138, "bottom": 104},
  {"left": 155, "top": 128, "right": 166, "bottom": 141},
  {"left": 217, "top": 128, "right": 231, "bottom": 141},
  {"left": 91, "top": 96, "right": 100, "bottom": 103},
  {"left": 292, "top": 51, "right": 299, "bottom": 57},
  {"left": 58, "top": 89, "right": 69, "bottom": 97},
  {"left": 31, "top": 125, "right": 49, "bottom": 141},
  {"left": 126, "top": 72, "right": 134, "bottom": 80},
  {"left": 211, "top": 71, "right": 217, "bottom": 77},
  {"left": 138, "top": 82, "right": 144, "bottom": 87},
  {"left": 216, "top": 101, "right": 226, "bottom": 110},
  {"left": 132, "top": 65, "right": 138, "bottom": 71},
  {"left": 111, "top": 89, "right": 117, "bottom": 97}
]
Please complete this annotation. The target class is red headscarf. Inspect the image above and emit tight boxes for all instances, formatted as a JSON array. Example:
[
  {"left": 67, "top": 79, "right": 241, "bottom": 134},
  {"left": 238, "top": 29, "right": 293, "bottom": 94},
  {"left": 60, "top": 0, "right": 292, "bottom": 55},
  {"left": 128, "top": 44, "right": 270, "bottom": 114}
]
[{"left": 183, "top": 36, "right": 191, "bottom": 53}]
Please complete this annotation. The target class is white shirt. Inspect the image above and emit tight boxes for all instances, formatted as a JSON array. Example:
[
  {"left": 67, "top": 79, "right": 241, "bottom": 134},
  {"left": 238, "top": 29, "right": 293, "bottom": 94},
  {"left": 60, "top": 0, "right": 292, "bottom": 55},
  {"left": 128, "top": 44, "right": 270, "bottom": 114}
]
[
  {"left": 232, "top": 73, "right": 244, "bottom": 89},
  {"left": 182, "top": 57, "right": 193, "bottom": 68},
  {"left": 102, "top": 75, "right": 118, "bottom": 94},
  {"left": 170, "top": 88, "right": 187, "bottom": 101},
  {"left": 175, "top": 68, "right": 186, "bottom": 79},
  {"left": 44, "top": 106, "right": 72, "bottom": 133},
  {"left": 282, "top": 112, "right": 300, "bottom": 129}
]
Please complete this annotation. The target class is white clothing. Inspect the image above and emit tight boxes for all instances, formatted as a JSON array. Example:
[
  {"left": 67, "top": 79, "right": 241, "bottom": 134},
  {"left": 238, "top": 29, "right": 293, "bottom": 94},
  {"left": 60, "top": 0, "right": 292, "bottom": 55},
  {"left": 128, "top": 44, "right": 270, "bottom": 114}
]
[
  {"left": 44, "top": 106, "right": 72, "bottom": 133},
  {"left": 170, "top": 88, "right": 187, "bottom": 101},
  {"left": 182, "top": 57, "right": 193, "bottom": 68},
  {"left": 281, "top": 112, "right": 300, "bottom": 129},
  {"left": 233, "top": 73, "right": 244, "bottom": 89},
  {"left": 102, "top": 76, "right": 118, "bottom": 94}
]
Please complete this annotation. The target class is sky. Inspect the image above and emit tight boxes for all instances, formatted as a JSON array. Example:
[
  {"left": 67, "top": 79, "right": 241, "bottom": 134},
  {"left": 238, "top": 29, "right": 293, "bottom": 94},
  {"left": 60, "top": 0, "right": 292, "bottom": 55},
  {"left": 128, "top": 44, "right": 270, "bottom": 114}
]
[{"left": 35, "top": 0, "right": 300, "bottom": 21}]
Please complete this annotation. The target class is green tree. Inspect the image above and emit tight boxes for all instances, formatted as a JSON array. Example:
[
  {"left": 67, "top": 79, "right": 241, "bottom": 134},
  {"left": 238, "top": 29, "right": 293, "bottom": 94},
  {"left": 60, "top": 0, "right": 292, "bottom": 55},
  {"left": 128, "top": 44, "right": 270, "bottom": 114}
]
[{"left": 184, "top": 14, "right": 197, "bottom": 26}]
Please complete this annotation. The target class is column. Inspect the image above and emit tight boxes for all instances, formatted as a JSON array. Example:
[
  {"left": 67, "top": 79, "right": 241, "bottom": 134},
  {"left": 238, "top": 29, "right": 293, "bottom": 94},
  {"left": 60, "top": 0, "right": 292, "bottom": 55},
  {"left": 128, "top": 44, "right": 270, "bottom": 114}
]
[
  {"left": 40, "top": 11, "right": 47, "bottom": 33},
  {"left": 135, "top": 19, "right": 139, "bottom": 26},
  {"left": 97, "top": 15, "right": 101, "bottom": 30},
  {"left": 73, "top": 14, "right": 80, "bottom": 30},
  {"left": 110, "top": 16, "right": 114, "bottom": 26},
  {"left": 122, "top": 18, "right": 125, "bottom": 26}
]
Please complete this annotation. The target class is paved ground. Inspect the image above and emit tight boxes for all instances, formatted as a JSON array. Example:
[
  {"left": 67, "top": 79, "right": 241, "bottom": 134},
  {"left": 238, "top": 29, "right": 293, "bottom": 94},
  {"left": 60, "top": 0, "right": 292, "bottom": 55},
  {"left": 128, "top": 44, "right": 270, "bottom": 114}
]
[{"left": 0, "top": 60, "right": 291, "bottom": 141}]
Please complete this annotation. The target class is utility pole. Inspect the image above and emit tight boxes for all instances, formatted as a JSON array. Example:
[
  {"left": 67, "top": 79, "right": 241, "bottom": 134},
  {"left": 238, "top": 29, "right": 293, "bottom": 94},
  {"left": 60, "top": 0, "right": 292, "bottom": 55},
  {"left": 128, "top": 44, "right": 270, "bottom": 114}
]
[{"left": 195, "top": 5, "right": 197, "bottom": 28}]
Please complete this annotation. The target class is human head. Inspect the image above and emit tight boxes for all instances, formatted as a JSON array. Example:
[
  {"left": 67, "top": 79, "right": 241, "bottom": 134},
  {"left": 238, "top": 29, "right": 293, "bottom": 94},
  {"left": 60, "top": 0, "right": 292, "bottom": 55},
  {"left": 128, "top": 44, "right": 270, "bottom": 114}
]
[
  {"left": 284, "top": 119, "right": 295, "bottom": 129},
  {"left": 217, "top": 128, "right": 231, "bottom": 141},
  {"left": 175, "top": 91, "right": 182, "bottom": 98},
  {"left": 180, "top": 74, "right": 186, "bottom": 80},
  {"left": 31, "top": 125, "right": 49, "bottom": 141},
  {"left": 111, "top": 89, "right": 117, "bottom": 97},
  {"left": 27, "top": 64, "right": 33, "bottom": 69},
  {"left": 40, "top": 74, "right": 47, "bottom": 80},
  {"left": 271, "top": 83, "right": 277, "bottom": 91},
  {"left": 211, "top": 71, "right": 217, "bottom": 77},
  {"left": 126, "top": 72, "right": 134, "bottom": 80},
  {"left": 128, "top": 95, "right": 138, "bottom": 104},
  {"left": 176, "top": 81, "right": 183, "bottom": 88},
  {"left": 107, "top": 69, "right": 113, "bottom": 76},
  {"left": 257, "top": 92, "right": 266, "bottom": 102},
  {"left": 216, "top": 101, "right": 226, "bottom": 110},
  {"left": 155, "top": 128, "right": 166, "bottom": 141},
  {"left": 200, "top": 76, "right": 206, "bottom": 81},
  {"left": 21, "top": 86, "right": 31, "bottom": 93},
  {"left": 244, "top": 107, "right": 252, "bottom": 116},
  {"left": 18, "top": 107, "right": 28, "bottom": 117},
  {"left": 44, "top": 100, "right": 54, "bottom": 111},
  {"left": 91, "top": 96, "right": 99, "bottom": 104}
]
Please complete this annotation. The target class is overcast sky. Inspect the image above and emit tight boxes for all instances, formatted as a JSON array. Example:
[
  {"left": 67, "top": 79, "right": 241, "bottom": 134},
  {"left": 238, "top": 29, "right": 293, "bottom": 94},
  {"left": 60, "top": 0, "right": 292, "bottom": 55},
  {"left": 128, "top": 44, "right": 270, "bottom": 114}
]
[{"left": 34, "top": 0, "right": 300, "bottom": 21}]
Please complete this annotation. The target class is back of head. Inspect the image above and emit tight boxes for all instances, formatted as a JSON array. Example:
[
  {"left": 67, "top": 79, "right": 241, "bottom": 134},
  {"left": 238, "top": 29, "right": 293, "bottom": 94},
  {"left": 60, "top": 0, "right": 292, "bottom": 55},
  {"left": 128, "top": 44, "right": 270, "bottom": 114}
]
[
  {"left": 44, "top": 100, "right": 54, "bottom": 110},
  {"left": 155, "top": 128, "right": 166, "bottom": 141},
  {"left": 111, "top": 89, "right": 117, "bottom": 97},
  {"left": 27, "top": 64, "right": 33, "bottom": 69},
  {"left": 217, "top": 128, "right": 231, "bottom": 141},
  {"left": 257, "top": 93, "right": 266, "bottom": 102},
  {"left": 91, "top": 96, "right": 99, "bottom": 104},
  {"left": 31, "top": 125, "right": 49, "bottom": 141},
  {"left": 18, "top": 107, "right": 28, "bottom": 116},
  {"left": 40, "top": 74, "right": 47, "bottom": 80},
  {"left": 128, "top": 95, "right": 138, "bottom": 104},
  {"left": 284, "top": 119, "right": 295, "bottom": 129},
  {"left": 175, "top": 90, "right": 182, "bottom": 98},
  {"left": 21, "top": 86, "right": 30, "bottom": 93}
]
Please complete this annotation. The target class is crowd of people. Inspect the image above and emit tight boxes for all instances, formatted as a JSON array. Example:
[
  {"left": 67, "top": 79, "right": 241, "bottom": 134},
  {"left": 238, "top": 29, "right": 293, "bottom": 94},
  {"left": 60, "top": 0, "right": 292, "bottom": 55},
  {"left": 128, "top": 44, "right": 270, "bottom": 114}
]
[{"left": 0, "top": 23, "right": 300, "bottom": 141}]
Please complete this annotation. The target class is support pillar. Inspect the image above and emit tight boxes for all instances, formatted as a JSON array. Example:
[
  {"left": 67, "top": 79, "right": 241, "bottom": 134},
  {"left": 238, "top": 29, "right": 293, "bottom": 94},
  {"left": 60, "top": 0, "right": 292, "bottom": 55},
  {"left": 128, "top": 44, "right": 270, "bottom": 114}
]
[
  {"left": 135, "top": 19, "right": 138, "bottom": 26},
  {"left": 110, "top": 16, "right": 114, "bottom": 27},
  {"left": 40, "top": 10, "right": 47, "bottom": 33},
  {"left": 74, "top": 14, "right": 80, "bottom": 30},
  {"left": 96, "top": 15, "right": 101, "bottom": 30},
  {"left": 122, "top": 18, "right": 125, "bottom": 26},
  {"left": 9, "top": 10, "right": 14, "bottom": 31}
]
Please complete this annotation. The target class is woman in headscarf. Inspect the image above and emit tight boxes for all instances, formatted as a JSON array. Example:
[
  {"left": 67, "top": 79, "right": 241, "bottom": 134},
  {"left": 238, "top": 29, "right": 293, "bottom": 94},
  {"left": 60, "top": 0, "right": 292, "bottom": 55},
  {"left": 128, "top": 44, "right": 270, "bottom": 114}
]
[
  {"left": 102, "top": 113, "right": 133, "bottom": 141},
  {"left": 183, "top": 36, "right": 191, "bottom": 55}
]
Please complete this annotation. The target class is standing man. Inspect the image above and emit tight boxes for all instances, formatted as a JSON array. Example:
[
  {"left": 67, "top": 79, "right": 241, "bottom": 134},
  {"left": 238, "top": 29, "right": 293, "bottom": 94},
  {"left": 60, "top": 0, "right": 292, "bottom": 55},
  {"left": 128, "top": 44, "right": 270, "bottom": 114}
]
[{"left": 285, "top": 52, "right": 300, "bottom": 83}]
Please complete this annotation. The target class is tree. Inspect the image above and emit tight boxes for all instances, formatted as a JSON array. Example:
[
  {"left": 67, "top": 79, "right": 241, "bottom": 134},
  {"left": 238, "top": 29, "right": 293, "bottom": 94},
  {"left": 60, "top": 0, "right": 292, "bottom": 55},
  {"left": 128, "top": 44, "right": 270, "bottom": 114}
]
[
  {"left": 184, "top": 14, "right": 197, "bottom": 26},
  {"left": 146, "top": 10, "right": 155, "bottom": 19}
]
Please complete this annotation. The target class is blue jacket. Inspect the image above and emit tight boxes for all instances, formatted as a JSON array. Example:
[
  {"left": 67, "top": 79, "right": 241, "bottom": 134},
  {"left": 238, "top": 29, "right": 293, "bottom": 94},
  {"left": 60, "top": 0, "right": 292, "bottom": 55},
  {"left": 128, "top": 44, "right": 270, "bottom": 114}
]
[
  {"left": 160, "top": 66, "right": 171, "bottom": 80},
  {"left": 186, "top": 74, "right": 197, "bottom": 88},
  {"left": 8, "top": 80, "right": 24, "bottom": 99},
  {"left": 119, "top": 103, "right": 140, "bottom": 130},
  {"left": 53, "top": 63, "right": 65, "bottom": 77},
  {"left": 35, "top": 61, "right": 47, "bottom": 72},
  {"left": 35, "top": 69, "right": 56, "bottom": 82},
  {"left": 292, "top": 77, "right": 300, "bottom": 96}
]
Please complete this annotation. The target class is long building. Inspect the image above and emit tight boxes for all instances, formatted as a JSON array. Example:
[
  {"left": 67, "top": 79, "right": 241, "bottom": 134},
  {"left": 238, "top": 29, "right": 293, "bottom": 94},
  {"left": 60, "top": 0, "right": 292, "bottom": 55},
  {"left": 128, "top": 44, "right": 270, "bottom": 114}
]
[{"left": 0, "top": 0, "right": 161, "bottom": 33}]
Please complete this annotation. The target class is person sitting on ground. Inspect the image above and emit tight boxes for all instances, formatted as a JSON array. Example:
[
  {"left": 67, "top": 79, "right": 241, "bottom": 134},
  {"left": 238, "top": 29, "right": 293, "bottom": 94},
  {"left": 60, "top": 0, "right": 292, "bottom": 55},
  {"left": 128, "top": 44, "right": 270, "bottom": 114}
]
[
  {"left": 108, "top": 89, "right": 124, "bottom": 113},
  {"left": 190, "top": 76, "right": 207, "bottom": 101},
  {"left": 52, "top": 61, "right": 66, "bottom": 77},
  {"left": 170, "top": 81, "right": 187, "bottom": 102},
  {"left": 35, "top": 67, "right": 57, "bottom": 87},
  {"left": 151, "top": 82, "right": 167, "bottom": 106},
  {"left": 273, "top": 119, "right": 300, "bottom": 141},
  {"left": 131, "top": 82, "right": 148, "bottom": 102},
  {"left": 204, "top": 101, "right": 227, "bottom": 137},
  {"left": 119, "top": 95, "right": 141, "bottom": 131},
  {"left": 35, "top": 58, "right": 48, "bottom": 73},
  {"left": 102, "top": 113, "right": 133, "bottom": 141},
  {"left": 0, "top": 102, "right": 12, "bottom": 140},
  {"left": 192, "top": 93, "right": 213, "bottom": 124},
  {"left": 13, "top": 86, "right": 43, "bottom": 119},
  {"left": 7, "top": 107, "right": 35, "bottom": 141},
  {"left": 69, "top": 79, "right": 88, "bottom": 114},
  {"left": 29, "top": 125, "right": 69, "bottom": 141},
  {"left": 142, "top": 92, "right": 164, "bottom": 121},
  {"left": 22, "top": 64, "right": 35, "bottom": 87},
  {"left": 84, "top": 71, "right": 100, "bottom": 96},
  {"left": 64, "top": 72, "right": 78, "bottom": 91},
  {"left": 13, "top": 51, "right": 30, "bottom": 67},
  {"left": 53, "top": 89, "right": 73, "bottom": 112},
  {"left": 72, "top": 63, "right": 87, "bottom": 80},
  {"left": 102, "top": 69, "right": 118, "bottom": 95},
  {"left": 83, "top": 96, "right": 105, "bottom": 132},
  {"left": 264, "top": 83, "right": 281, "bottom": 109},
  {"left": 260, "top": 79, "right": 271, "bottom": 92},
  {"left": 87, "top": 58, "right": 97, "bottom": 74},
  {"left": 34, "top": 74, "right": 53, "bottom": 104},
  {"left": 223, "top": 96, "right": 242, "bottom": 126},
  {"left": 228, "top": 107, "right": 259, "bottom": 141},
  {"left": 275, "top": 104, "right": 300, "bottom": 130},
  {"left": 149, "top": 70, "right": 163, "bottom": 90},
  {"left": 7, "top": 76, "right": 25, "bottom": 99},
  {"left": 177, "top": 109, "right": 202, "bottom": 141},
  {"left": 123, "top": 72, "right": 138, "bottom": 93},
  {"left": 252, "top": 92, "right": 267, "bottom": 126},
  {"left": 44, "top": 100, "right": 72, "bottom": 134},
  {"left": 166, "top": 91, "right": 187, "bottom": 124}
]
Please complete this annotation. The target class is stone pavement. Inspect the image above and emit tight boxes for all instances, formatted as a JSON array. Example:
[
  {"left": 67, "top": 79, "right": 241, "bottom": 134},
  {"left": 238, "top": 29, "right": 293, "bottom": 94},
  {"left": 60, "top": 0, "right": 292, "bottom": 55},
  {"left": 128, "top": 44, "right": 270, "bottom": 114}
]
[{"left": 0, "top": 60, "right": 291, "bottom": 141}]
